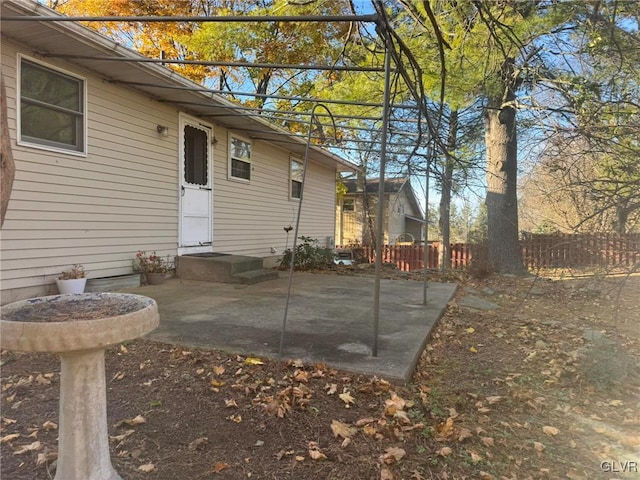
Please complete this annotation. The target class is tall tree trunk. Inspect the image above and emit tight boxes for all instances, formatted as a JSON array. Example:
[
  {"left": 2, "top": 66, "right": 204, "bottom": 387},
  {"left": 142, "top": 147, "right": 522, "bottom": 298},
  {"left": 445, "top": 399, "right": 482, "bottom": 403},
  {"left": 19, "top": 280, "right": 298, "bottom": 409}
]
[
  {"left": 439, "top": 109, "right": 458, "bottom": 273},
  {"left": 1, "top": 73, "right": 16, "bottom": 228},
  {"left": 357, "top": 171, "right": 376, "bottom": 248},
  {"left": 614, "top": 202, "right": 628, "bottom": 234},
  {"left": 485, "top": 60, "right": 526, "bottom": 274}
]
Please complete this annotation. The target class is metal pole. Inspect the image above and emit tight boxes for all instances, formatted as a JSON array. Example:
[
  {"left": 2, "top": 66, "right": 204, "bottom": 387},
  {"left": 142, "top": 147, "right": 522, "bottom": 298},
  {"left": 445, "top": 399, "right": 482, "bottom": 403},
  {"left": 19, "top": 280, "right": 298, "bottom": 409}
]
[
  {"left": 423, "top": 156, "right": 430, "bottom": 305},
  {"left": 279, "top": 104, "right": 337, "bottom": 359},
  {"left": 46, "top": 55, "right": 388, "bottom": 73},
  {"left": 3, "top": 14, "right": 380, "bottom": 23},
  {"left": 372, "top": 37, "right": 392, "bottom": 357}
]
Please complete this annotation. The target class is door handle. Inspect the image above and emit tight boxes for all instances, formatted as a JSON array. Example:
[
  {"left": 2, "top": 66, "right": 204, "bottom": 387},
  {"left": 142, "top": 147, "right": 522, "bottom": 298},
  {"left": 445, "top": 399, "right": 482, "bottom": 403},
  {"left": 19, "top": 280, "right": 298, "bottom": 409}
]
[{"left": 181, "top": 186, "right": 185, "bottom": 197}]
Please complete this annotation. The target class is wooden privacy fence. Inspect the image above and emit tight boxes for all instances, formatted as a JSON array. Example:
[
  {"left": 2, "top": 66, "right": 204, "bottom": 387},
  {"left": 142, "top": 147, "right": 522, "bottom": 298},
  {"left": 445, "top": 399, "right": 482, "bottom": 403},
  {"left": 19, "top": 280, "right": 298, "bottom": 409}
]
[
  {"left": 521, "top": 233, "right": 640, "bottom": 268},
  {"left": 341, "top": 233, "right": 640, "bottom": 271},
  {"left": 354, "top": 244, "right": 439, "bottom": 272},
  {"left": 450, "top": 243, "right": 475, "bottom": 269}
]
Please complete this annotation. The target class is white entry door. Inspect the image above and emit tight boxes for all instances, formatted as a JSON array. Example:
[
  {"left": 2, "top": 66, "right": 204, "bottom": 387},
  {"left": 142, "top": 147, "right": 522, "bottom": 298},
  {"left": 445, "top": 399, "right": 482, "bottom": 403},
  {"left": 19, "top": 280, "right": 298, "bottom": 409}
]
[{"left": 179, "top": 116, "right": 213, "bottom": 251}]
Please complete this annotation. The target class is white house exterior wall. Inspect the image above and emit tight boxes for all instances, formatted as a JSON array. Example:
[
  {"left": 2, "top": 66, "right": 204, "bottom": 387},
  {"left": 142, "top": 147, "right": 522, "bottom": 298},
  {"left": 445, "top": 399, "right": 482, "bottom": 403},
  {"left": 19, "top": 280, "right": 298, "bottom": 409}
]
[
  {"left": 387, "top": 193, "right": 404, "bottom": 243},
  {"left": 1, "top": 41, "right": 180, "bottom": 303},
  {"left": 212, "top": 134, "right": 336, "bottom": 265},
  {"left": 1, "top": 40, "right": 338, "bottom": 303},
  {"left": 336, "top": 185, "right": 423, "bottom": 246},
  {"left": 387, "top": 190, "right": 422, "bottom": 243}
]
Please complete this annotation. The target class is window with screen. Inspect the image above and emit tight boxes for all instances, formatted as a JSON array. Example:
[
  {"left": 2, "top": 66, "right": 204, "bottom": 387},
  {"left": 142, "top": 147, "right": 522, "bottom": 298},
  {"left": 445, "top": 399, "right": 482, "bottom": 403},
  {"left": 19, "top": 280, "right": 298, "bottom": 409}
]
[
  {"left": 229, "top": 135, "right": 251, "bottom": 181},
  {"left": 343, "top": 198, "right": 355, "bottom": 211},
  {"left": 290, "top": 158, "right": 303, "bottom": 199},
  {"left": 19, "top": 57, "right": 85, "bottom": 154}
]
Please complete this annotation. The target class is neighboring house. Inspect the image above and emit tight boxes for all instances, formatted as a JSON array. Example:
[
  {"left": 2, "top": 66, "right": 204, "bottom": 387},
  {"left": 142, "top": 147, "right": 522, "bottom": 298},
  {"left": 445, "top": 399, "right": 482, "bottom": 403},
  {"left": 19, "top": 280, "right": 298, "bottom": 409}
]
[
  {"left": 336, "top": 176, "right": 424, "bottom": 246},
  {"left": 0, "top": 0, "right": 357, "bottom": 304}
]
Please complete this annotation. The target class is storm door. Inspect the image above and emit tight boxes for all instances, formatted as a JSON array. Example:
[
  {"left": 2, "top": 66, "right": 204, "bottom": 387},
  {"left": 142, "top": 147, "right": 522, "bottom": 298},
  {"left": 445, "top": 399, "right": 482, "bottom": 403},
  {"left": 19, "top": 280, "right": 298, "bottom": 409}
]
[{"left": 179, "top": 116, "right": 213, "bottom": 250}]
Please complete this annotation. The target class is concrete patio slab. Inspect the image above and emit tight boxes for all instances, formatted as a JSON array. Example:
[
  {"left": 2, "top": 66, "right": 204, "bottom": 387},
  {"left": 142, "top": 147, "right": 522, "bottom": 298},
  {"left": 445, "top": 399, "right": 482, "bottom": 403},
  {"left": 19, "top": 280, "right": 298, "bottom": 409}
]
[
  {"left": 124, "top": 273, "right": 457, "bottom": 382},
  {"left": 458, "top": 295, "right": 499, "bottom": 311}
]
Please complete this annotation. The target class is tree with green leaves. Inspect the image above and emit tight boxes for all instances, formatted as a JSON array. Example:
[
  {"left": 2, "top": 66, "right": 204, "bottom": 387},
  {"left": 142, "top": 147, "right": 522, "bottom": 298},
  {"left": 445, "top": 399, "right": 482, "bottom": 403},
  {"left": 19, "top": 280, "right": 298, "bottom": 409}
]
[
  {"left": 56, "top": 0, "right": 217, "bottom": 82},
  {"left": 394, "top": 1, "right": 555, "bottom": 273},
  {"left": 188, "top": 1, "right": 358, "bottom": 109},
  {"left": 55, "top": 0, "right": 359, "bottom": 100},
  {"left": 51, "top": 0, "right": 640, "bottom": 251},
  {"left": 391, "top": 1, "right": 640, "bottom": 273},
  {"left": 541, "top": 1, "right": 640, "bottom": 234}
]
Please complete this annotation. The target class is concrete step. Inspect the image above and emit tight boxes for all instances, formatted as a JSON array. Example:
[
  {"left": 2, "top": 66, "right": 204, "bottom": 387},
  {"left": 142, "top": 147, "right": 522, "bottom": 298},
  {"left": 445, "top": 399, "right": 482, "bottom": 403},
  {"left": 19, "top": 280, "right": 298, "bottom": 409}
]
[
  {"left": 232, "top": 269, "right": 280, "bottom": 285},
  {"left": 176, "top": 254, "right": 276, "bottom": 284}
]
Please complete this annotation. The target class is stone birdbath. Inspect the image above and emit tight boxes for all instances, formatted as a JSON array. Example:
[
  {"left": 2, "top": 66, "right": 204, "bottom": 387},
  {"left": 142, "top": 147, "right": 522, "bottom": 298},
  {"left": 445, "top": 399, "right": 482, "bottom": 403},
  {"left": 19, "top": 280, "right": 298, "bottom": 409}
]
[{"left": 0, "top": 293, "right": 159, "bottom": 480}]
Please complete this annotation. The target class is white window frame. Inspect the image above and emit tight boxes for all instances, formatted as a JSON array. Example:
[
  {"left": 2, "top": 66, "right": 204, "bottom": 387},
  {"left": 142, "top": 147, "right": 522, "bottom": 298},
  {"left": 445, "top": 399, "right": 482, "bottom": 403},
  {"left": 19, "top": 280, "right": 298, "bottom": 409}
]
[
  {"left": 290, "top": 156, "right": 304, "bottom": 200},
  {"left": 343, "top": 198, "right": 355, "bottom": 212},
  {"left": 228, "top": 133, "right": 252, "bottom": 182},
  {"left": 17, "top": 54, "right": 87, "bottom": 156}
]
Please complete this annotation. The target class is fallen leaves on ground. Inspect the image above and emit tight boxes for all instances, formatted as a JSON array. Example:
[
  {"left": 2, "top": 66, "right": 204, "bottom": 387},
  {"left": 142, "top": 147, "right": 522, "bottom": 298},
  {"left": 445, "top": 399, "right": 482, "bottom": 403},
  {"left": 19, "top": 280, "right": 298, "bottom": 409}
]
[
  {"left": 188, "top": 437, "right": 208, "bottom": 451},
  {"left": 380, "top": 446, "right": 406, "bottom": 464},
  {"left": 338, "top": 390, "right": 355, "bottom": 408},
  {"left": 13, "top": 441, "right": 41, "bottom": 455},
  {"left": 138, "top": 463, "right": 156, "bottom": 473},
  {"left": 212, "top": 461, "right": 229, "bottom": 473},
  {"left": 330, "top": 420, "right": 357, "bottom": 440},
  {"left": 308, "top": 441, "right": 327, "bottom": 460},
  {"left": 118, "top": 415, "right": 146, "bottom": 427},
  {"left": 543, "top": 425, "right": 560, "bottom": 436},
  {"left": 1, "top": 271, "right": 638, "bottom": 480}
]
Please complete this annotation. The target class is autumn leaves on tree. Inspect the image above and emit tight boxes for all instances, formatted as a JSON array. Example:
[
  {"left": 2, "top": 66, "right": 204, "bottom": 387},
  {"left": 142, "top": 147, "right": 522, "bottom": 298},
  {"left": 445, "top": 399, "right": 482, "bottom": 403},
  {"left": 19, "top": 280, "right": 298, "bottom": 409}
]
[{"left": 46, "top": 0, "right": 640, "bottom": 272}]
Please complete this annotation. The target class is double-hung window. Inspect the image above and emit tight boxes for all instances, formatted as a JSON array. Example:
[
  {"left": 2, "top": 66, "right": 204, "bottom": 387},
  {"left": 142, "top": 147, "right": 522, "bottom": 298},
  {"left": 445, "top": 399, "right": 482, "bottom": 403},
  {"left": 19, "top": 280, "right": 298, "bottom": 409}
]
[
  {"left": 19, "top": 57, "right": 86, "bottom": 154},
  {"left": 290, "top": 158, "right": 304, "bottom": 199},
  {"left": 343, "top": 198, "right": 355, "bottom": 211},
  {"left": 229, "top": 135, "right": 251, "bottom": 181}
]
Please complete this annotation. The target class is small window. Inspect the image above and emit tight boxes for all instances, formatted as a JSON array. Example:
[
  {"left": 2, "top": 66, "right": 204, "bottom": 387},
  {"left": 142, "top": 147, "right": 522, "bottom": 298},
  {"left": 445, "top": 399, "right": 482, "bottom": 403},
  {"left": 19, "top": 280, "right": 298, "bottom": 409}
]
[
  {"left": 19, "top": 57, "right": 85, "bottom": 154},
  {"left": 290, "top": 158, "right": 303, "bottom": 199},
  {"left": 229, "top": 135, "right": 251, "bottom": 181},
  {"left": 343, "top": 198, "right": 355, "bottom": 211}
]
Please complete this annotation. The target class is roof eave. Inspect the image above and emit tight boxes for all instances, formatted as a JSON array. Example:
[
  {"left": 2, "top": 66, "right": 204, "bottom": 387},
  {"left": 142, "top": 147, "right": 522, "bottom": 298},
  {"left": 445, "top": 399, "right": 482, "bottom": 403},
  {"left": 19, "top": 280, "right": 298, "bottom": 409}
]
[{"left": 1, "top": 0, "right": 359, "bottom": 173}]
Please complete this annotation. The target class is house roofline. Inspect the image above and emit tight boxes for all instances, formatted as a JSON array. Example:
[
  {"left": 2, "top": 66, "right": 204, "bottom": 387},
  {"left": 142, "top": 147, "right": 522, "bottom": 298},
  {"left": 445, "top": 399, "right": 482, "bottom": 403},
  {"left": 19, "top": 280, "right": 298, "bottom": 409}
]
[
  {"left": 343, "top": 176, "right": 425, "bottom": 220},
  {"left": 1, "top": 0, "right": 359, "bottom": 173}
]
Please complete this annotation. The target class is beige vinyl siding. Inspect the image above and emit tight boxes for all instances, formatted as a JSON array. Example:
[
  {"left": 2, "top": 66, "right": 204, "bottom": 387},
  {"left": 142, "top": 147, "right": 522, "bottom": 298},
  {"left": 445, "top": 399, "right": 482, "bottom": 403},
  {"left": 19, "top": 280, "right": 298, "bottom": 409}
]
[
  {"left": 338, "top": 194, "right": 393, "bottom": 245},
  {"left": 388, "top": 192, "right": 405, "bottom": 242},
  {"left": 387, "top": 189, "right": 423, "bottom": 243},
  {"left": 2, "top": 39, "right": 340, "bottom": 302},
  {"left": 1, "top": 41, "right": 179, "bottom": 302},
  {"left": 212, "top": 135, "right": 336, "bottom": 259}
]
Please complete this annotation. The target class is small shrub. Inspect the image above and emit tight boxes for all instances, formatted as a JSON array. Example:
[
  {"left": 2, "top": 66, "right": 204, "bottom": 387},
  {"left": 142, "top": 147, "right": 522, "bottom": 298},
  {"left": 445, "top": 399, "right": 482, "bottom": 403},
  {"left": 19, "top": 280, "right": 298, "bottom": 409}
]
[
  {"left": 279, "top": 236, "right": 336, "bottom": 270},
  {"left": 58, "top": 264, "right": 86, "bottom": 280},
  {"left": 134, "top": 251, "right": 172, "bottom": 274}
]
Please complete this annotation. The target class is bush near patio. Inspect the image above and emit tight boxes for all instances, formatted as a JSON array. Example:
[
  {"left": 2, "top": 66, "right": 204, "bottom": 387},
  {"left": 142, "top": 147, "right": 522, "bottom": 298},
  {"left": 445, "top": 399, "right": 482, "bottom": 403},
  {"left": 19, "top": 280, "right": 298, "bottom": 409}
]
[{"left": 279, "top": 236, "right": 335, "bottom": 270}]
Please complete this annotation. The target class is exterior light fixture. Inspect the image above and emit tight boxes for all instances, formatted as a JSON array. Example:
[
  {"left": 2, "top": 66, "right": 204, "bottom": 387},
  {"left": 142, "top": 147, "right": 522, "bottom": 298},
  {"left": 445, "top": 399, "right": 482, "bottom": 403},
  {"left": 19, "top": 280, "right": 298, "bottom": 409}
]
[{"left": 156, "top": 125, "right": 169, "bottom": 137}]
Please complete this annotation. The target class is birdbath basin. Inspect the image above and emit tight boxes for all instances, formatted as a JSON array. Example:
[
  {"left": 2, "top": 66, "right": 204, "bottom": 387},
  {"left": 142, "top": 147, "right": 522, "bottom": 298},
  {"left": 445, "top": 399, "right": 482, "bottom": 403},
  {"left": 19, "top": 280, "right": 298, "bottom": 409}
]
[{"left": 1, "top": 293, "right": 159, "bottom": 480}]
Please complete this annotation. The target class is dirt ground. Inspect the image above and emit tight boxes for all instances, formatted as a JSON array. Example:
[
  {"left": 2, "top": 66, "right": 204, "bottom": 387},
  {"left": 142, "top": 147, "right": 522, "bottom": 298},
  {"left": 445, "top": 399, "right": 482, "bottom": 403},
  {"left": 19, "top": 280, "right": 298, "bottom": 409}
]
[{"left": 2, "top": 267, "right": 639, "bottom": 480}]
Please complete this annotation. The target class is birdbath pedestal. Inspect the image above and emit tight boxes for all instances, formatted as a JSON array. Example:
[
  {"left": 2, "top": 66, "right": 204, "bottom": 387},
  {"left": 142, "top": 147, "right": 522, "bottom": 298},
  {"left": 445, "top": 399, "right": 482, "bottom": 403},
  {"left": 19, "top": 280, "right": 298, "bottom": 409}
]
[{"left": 0, "top": 293, "right": 159, "bottom": 480}]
